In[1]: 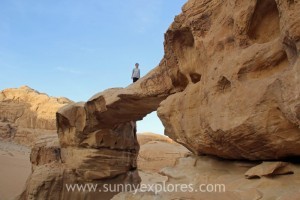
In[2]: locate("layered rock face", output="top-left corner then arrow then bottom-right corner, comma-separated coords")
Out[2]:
57,100 -> 140,181
157,0 -> 300,160
20,91 -> 145,199
0,86 -> 72,146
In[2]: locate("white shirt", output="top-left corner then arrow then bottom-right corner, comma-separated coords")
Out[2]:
132,68 -> 140,78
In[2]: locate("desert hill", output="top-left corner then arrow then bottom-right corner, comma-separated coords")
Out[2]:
0,86 -> 72,146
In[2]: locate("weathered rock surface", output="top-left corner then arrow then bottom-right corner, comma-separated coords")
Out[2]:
113,155 -> 300,200
19,132 -> 188,199
0,86 -> 72,146
245,161 -> 294,179
157,0 -> 300,160
20,94 -> 142,199
57,101 -> 140,180
137,133 -> 190,172
30,135 -> 61,170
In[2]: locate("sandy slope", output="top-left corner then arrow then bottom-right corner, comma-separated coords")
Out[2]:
0,141 -> 31,200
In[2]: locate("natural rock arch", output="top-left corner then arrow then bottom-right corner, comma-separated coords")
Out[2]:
19,0 -> 300,199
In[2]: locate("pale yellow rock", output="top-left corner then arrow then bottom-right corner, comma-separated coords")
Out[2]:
157,0 -> 300,160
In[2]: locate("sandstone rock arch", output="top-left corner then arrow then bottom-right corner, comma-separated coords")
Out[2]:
20,0 -> 300,199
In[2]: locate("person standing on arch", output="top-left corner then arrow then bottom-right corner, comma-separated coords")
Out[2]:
131,63 -> 140,83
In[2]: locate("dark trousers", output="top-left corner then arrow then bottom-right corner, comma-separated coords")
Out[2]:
133,78 -> 139,83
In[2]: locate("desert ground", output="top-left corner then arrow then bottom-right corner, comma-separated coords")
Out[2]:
0,141 -> 31,200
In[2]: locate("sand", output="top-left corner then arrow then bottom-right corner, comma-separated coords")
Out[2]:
0,141 -> 31,200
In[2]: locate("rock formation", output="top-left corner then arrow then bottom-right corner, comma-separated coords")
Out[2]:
0,86 -> 72,146
19,131 -> 187,199
19,94 -> 142,199
19,0 -> 300,199
157,0 -> 300,160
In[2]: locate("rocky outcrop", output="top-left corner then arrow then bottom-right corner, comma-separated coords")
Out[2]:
20,94 -> 142,199
20,132 -> 187,200
0,86 -> 72,146
157,0 -> 300,160
30,135 -> 61,170
20,140 -> 140,200
18,0 -> 300,199
56,100 -> 140,180
137,133 -> 190,172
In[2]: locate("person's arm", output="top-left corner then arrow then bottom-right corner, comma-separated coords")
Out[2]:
138,69 -> 140,78
131,69 -> 134,79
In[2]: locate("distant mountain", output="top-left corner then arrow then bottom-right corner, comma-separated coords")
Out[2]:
0,86 -> 72,146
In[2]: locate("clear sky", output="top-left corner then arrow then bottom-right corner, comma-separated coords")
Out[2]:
0,0 -> 186,134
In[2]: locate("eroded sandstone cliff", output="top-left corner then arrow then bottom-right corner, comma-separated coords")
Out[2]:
0,86 -> 72,146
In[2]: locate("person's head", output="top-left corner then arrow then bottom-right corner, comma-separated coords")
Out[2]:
135,63 -> 139,68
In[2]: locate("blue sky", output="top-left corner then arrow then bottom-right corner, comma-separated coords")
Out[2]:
0,0 -> 186,134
